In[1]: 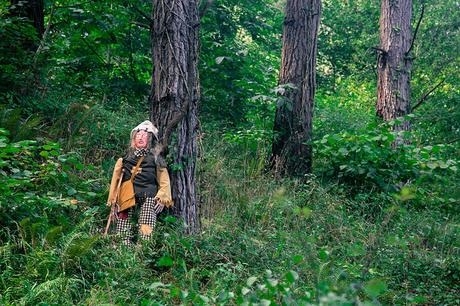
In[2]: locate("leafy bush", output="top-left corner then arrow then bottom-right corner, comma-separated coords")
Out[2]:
314,118 -> 458,196
0,128 -> 103,237
314,79 -> 375,140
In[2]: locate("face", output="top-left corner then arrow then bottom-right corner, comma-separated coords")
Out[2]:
134,130 -> 148,149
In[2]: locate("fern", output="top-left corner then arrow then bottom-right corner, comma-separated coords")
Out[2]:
0,106 -> 43,141
20,276 -> 83,304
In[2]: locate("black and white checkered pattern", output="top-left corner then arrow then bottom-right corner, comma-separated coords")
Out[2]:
114,196 -> 157,244
134,148 -> 148,157
138,197 -> 157,240
115,209 -> 134,245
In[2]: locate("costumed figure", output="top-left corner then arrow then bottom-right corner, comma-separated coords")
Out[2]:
106,120 -> 173,245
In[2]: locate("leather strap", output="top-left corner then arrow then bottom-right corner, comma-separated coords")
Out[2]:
129,156 -> 144,181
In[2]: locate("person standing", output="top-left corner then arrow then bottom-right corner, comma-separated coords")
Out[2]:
106,120 -> 173,245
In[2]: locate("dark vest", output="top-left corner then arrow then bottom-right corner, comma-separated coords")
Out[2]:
122,154 -> 158,198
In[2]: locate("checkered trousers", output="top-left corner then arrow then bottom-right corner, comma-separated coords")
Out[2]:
115,196 -> 157,245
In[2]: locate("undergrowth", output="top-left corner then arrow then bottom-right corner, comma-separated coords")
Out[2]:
1,120 -> 459,305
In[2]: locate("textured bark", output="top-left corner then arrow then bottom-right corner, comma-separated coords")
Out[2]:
150,0 -> 200,233
271,0 -> 321,176
376,0 -> 412,131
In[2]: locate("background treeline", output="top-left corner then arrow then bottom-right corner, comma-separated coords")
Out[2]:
1,0 -> 459,304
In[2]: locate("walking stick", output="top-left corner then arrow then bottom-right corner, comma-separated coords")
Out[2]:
103,169 -> 124,237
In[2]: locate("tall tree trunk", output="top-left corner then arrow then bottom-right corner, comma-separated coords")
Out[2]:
8,0 -> 44,96
271,0 -> 321,176
150,0 -> 200,233
376,0 -> 412,131
10,0 -> 44,44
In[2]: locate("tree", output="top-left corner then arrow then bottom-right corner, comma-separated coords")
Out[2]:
149,0 -> 200,233
376,0 -> 413,131
10,0 -> 44,49
270,0 -> 321,176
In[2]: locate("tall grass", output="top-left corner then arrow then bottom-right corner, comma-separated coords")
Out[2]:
1,111 -> 459,305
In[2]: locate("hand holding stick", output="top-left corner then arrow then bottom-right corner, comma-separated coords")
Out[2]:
103,169 -> 124,237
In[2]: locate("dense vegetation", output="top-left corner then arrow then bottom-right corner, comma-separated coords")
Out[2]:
1,0 -> 459,304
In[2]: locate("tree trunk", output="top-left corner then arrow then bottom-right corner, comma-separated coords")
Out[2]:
376,0 -> 412,131
10,0 -> 45,42
149,0 -> 200,233
271,0 -> 321,176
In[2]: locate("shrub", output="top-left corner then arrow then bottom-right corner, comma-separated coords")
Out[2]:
314,118 -> 458,198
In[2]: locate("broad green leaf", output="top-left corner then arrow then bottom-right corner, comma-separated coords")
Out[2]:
157,256 -> 174,267
363,279 -> 387,299
246,276 -> 257,287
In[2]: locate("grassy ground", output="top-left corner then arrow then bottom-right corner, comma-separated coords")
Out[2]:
1,124 -> 459,305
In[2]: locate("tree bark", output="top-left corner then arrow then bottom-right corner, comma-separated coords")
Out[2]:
271,0 -> 321,176
376,0 -> 412,131
149,0 -> 200,233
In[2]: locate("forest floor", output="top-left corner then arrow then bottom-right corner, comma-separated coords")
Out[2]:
1,124 -> 459,305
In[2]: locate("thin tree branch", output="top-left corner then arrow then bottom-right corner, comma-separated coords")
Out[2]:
407,4 -> 425,55
445,137 -> 460,145
412,79 -> 444,111
81,34 -> 134,78
33,4 -> 56,65
371,46 -> 387,54
160,101 -> 190,149
81,37 -> 108,65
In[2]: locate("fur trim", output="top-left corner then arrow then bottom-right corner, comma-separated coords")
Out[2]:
131,120 -> 159,140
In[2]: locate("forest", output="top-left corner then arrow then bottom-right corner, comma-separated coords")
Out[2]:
0,0 -> 459,304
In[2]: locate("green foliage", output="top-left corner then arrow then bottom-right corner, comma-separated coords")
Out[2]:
200,0 -> 282,124
0,0 -> 459,304
0,127 -> 104,239
318,0 -> 379,86
315,118 -> 458,196
0,129 -> 459,305
0,1 -> 39,99
314,79 -> 375,139
0,106 -> 42,141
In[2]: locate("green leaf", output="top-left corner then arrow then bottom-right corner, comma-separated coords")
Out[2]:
157,256 -> 174,267
179,289 -> 188,300
397,187 -> 416,202
198,295 -> 209,303
327,135 -> 338,145
285,270 -> 299,284
363,279 -> 387,299
149,282 -> 167,290
246,276 -> 257,287
260,299 -> 271,306
301,207 -> 312,217
348,242 -> 366,257
164,216 -> 177,223
319,249 -> 329,261
292,255 -> 304,264
67,187 -> 77,196
338,147 -> 349,156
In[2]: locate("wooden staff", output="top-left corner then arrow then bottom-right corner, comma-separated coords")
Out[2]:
103,169 -> 124,237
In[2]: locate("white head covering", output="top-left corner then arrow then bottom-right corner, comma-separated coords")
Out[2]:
131,120 -> 159,141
